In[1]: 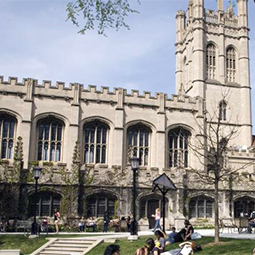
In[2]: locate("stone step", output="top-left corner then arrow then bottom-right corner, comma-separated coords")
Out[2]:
54,240 -> 94,244
38,252 -> 72,255
45,247 -> 85,252
50,243 -> 89,248
33,238 -> 103,255
56,239 -> 96,242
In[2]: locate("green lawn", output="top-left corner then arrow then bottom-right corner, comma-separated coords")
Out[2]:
87,236 -> 255,255
0,235 -> 255,255
0,235 -> 48,255
0,234 -> 95,255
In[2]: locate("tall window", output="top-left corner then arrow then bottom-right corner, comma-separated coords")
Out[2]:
226,47 -> 236,82
29,192 -> 61,217
0,115 -> 16,159
189,197 -> 213,219
84,122 -> 108,164
87,194 -> 117,217
37,118 -> 63,161
168,127 -> 190,168
219,101 -> 227,121
206,44 -> 216,80
127,125 -> 151,166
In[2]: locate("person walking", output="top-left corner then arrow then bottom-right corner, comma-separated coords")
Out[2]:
152,208 -> 161,232
54,208 -> 60,234
103,211 -> 110,233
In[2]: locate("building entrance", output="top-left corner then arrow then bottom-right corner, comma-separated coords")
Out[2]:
148,199 -> 160,229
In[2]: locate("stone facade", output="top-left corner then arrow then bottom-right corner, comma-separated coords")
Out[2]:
0,0 -> 254,229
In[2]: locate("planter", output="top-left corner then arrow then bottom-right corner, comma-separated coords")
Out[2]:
138,224 -> 149,231
138,218 -> 149,231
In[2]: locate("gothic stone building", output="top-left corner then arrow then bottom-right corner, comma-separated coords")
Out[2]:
0,0 -> 254,229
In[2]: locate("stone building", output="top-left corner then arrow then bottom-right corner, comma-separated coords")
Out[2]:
0,0 -> 254,229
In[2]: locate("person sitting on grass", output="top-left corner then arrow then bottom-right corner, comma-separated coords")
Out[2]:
161,241 -> 201,255
165,227 -> 177,245
173,220 -> 194,243
154,229 -> 166,253
146,238 -> 160,255
134,246 -> 150,255
104,244 -> 120,255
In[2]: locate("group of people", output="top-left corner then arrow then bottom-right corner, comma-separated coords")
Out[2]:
78,216 -> 97,232
152,208 -> 194,243
78,212 -> 132,233
103,219 -> 201,255
135,220 -> 198,255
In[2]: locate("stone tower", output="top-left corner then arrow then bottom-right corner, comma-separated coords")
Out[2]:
175,0 -> 252,147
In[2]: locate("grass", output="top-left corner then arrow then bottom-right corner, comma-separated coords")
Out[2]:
0,235 -> 48,255
0,234 -> 98,255
87,236 -> 255,255
0,235 -> 255,255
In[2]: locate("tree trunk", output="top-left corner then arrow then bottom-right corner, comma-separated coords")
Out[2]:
214,179 -> 220,243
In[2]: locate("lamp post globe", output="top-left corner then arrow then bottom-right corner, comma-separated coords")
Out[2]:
130,156 -> 139,236
31,166 -> 42,235
130,156 -> 139,171
33,166 -> 42,180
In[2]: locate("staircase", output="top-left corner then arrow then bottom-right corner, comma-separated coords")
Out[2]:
31,237 -> 103,255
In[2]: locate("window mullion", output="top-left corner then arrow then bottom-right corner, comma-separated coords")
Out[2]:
48,123 -> 52,161
94,127 -> 97,163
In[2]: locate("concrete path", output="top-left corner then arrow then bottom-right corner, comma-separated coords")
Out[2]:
2,229 -> 255,240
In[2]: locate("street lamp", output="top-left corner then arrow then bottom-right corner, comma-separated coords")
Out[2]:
31,166 -> 42,235
130,156 -> 139,236
152,173 -> 177,232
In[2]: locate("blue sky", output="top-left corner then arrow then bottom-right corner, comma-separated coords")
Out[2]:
0,0 -> 255,130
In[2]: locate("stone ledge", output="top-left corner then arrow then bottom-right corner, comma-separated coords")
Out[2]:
0,250 -> 20,255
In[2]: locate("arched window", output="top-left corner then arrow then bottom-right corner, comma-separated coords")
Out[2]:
86,193 -> 117,217
84,121 -> 109,164
226,47 -> 236,82
29,192 -> 61,217
189,197 -> 213,219
37,118 -> 64,162
234,197 -> 255,217
168,127 -> 190,168
0,114 -> 16,159
206,44 -> 216,80
127,125 -> 151,166
219,101 -> 227,121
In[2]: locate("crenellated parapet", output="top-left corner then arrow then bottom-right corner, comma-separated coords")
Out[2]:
0,76 -> 202,113
227,149 -> 255,160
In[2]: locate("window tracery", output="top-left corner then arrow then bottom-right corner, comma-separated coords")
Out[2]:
0,114 -> 16,159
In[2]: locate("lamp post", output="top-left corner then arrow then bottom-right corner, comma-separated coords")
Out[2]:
152,173 -> 177,232
130,156 -> 139,236
31,166 -> 42,235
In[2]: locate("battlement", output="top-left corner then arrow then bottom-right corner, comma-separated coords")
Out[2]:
205,8 -> 238,27
227,149 -> 255,159
0,75 -> 201,112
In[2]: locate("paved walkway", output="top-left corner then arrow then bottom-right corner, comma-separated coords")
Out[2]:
1,229 -> 255,240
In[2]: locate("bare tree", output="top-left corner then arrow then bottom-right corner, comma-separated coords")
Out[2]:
186,93 -> 254,243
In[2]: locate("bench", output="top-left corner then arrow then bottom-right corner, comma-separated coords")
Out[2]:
15,220 -> 32,234
234,218 -> 249,233
220,218 -> 237,233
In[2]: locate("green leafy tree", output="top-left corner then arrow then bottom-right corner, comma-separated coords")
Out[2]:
66,0 -> 140,35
